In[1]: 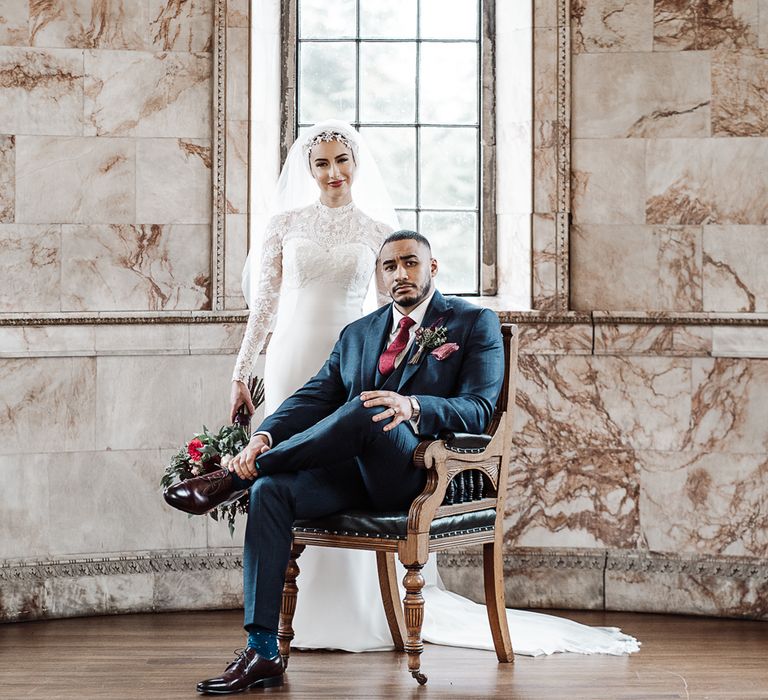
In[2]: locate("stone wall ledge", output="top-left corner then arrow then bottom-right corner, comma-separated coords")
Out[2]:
2,547 -> 765,623
438,548 -> 768,621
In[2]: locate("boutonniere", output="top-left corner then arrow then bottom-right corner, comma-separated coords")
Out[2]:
408,320 -> 451,365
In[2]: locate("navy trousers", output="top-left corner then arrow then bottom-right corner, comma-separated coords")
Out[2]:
241,398 -> 425,633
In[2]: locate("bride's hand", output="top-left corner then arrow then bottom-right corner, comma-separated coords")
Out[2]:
230,380 -> 256,423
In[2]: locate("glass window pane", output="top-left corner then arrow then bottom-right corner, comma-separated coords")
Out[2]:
299,0 -> 357,39
420,43 -> 478,124
420,128 -> 477,209
360,127 -> 416,208
360,43 -> 416,123
420,0 -> 478,40
299,42 -> 356,123
419,211 -> 478,293
360,0 -> 417,38
396,210 -> 417,230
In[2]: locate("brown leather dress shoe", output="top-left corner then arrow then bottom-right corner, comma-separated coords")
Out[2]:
163,468 -> 248,515
197,648 -> 284,695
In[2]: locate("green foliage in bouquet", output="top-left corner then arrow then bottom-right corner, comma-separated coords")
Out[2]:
161,377 -> 264,536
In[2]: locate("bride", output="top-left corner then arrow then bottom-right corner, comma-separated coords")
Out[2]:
231,120 -> 639,656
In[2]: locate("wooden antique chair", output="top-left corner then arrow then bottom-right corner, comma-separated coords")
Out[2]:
278,324 -> 519,685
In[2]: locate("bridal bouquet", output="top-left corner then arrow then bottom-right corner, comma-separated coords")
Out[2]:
160,378 -> 264,536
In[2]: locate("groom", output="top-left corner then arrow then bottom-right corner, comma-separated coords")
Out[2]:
165,230 -> 504,694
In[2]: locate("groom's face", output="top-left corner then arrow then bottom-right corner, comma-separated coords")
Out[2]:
380,239 -> 438,311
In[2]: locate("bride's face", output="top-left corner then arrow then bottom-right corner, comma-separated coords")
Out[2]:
308,140 -> 356,202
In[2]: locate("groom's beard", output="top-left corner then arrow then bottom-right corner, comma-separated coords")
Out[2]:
392,277 -> 432,309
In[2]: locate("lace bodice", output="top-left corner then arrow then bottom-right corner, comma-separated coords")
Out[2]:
233,201 -> 392,383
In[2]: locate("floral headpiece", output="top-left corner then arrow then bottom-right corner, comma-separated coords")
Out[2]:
302,129 -> 356,158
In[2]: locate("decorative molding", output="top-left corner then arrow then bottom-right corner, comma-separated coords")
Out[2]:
3,310 -> 768,328
0,550 -> 243,583
555,0 -> 571,311
211,0 -> 227,311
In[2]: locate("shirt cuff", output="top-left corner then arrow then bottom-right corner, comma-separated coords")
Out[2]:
252,430 -> 272,447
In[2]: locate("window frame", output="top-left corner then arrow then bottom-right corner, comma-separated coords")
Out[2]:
280,0 -> 497,295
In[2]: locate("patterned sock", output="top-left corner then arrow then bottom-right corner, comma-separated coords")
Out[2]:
246,626 -> 279,658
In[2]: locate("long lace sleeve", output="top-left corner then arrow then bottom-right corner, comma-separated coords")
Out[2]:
232,216 -> 285,383
371,219 -> 393,307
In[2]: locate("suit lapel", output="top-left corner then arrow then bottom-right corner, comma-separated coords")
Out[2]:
361,304 -> 393,390
397,290 -> 453,392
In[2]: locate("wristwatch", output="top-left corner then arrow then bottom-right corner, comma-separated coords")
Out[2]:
408,395 -> 421,421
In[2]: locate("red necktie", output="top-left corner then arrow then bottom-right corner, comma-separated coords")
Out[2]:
378,316 -> 416,377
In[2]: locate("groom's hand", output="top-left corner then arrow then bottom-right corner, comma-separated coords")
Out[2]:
360,390 -> 412,432
228,434 -> 270,480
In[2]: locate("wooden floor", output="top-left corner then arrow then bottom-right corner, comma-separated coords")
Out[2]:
1,609 -> 766,699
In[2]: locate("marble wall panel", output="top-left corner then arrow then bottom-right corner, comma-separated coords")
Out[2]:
0,134 -> 13,222
605,554 -> 768,619
84,50 -> 211,137
0,357 -> 96,454
60,224 -> 211,312
136,138 -> 212,224
47,450 -> 208,556
512,356 -> 551,449
93,324 -> 190,356
533,120 -> 557,214
531,213 -> 558,309
189,322 -> 247,355
0,579 -> 49,622
761,0 -> 768,48
225,121 -> 248,214
639,450 -> 768,557
224,213 -> 247,309
654,0 -> 759,51
227,0 -> 249,28
518,322 -> 593,356
149,0 -> 214,52
153,568 -> 243,611
0,47 -> 84,135
572,52 -> 710,139
646,138 -> 768,225
572,0 -> 654,53
712,49 -> 768,137
16,136 -> 135,224
594,323 -> 713,356
226,27 -> 248,122
0,455 -> 51,559
0,325 -> 95,358
505,447 -> 641,548
533,0 -> 557,28
686,357 -> 768,453
95,354 -> 233,451
0,4 -> 28,46
29,0 -> 148,50
0,224 -> 60,312
532,27 -> 556,122
703,225 -> 768,312
571,224 -> 703,311
548,355 -> 691,452
571,139 -> 646,225
712,325 -> 768,357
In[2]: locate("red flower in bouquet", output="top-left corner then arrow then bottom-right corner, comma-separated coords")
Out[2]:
187,438 -> 204,462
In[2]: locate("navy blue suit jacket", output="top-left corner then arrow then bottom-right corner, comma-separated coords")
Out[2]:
256,290 -> 504,445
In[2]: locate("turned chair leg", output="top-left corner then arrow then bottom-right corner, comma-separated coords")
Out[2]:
483,539 -> 514,662
278,542 -> 306,668
375,551 -> 406,651
402,563 -> 428,685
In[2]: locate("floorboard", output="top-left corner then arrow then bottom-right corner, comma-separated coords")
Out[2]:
1,609 -> 766,698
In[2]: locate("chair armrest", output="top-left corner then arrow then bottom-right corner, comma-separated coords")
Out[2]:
439,431 -> 492,454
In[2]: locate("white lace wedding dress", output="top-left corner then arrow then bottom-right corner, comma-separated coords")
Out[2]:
233,200 -> 640,656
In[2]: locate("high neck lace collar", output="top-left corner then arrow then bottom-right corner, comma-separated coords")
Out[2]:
315,200 -> 355,216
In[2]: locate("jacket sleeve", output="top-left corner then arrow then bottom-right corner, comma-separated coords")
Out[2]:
413,308 -> 504,438
254,334 -> 348,446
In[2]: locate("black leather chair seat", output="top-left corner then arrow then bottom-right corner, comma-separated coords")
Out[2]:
293,508 -> 496,541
